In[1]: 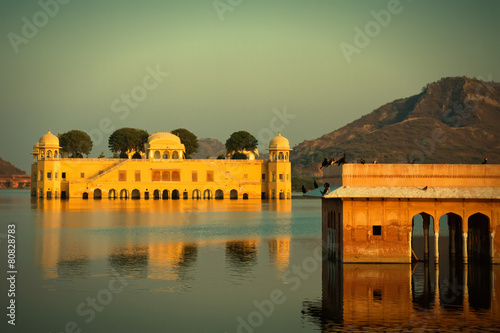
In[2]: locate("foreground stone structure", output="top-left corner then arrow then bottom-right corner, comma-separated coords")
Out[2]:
309,164 -> 500,264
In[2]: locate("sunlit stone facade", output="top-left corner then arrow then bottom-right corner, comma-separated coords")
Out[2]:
30,130 -> 292,200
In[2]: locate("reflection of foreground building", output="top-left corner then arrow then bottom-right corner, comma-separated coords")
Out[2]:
30,130 -> 292,200
311,164 -> 500,263
303,262 -> 500,330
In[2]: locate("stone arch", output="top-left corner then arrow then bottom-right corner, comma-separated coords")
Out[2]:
162,151 -> 169,159
192,189 -> 201,199
47,150 -> 52,158
54,150 -> 58,157
278,152 -> 284,160
152,171 -> 161,181
411,212 -> 435,262
162,171 -> 170,181
153,189 -> 160,199
154,151 -> 161,160
172,151 -> 179,159
82,192 -> 89,199
279,191 -> 285,199
108,189 -> 116,199
162,190 -> 169,200
203,189 -> 212,199
131,189 -> 140,199
93,188 -> 102,199
172,189 -> 180,200
120,189 -> 128,199
243,193 -> 249,200
172,171 -> 180,181
438,212 -> 463,260
468,213 -> 490,262
215,189 -> 224,199
230,189 -> 238,199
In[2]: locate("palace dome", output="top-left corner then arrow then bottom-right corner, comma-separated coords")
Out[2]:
148,131 -> 182,144
269,132 -> 290,150
38,130 -> 59,147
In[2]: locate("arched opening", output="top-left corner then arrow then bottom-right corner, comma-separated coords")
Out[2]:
438,213 -> 463,261
215,189 -> 224,199
47,150 -> 52,158
230,189 -> 238,199
172,189 -> 180,200
162,151 -> 169,159
172,151 -> 179,159
93,189 -> 102,199
203,189 -> 212,199
131,189 -> 140,199
108,189 -> 116,199
411,212 -> 434,262
243,193 -> 249,200
468,213 -> 490,262
278,152 -> 284,160
192,189 -> 201,199
82,192 -> 89,199
154,151 -> 161,160
153,189 -> 160,200
162,190 -> 169,200
279,191 -> 285,199
54,150 -> 58,158
162,171 -> 170,181
172,171 -> 180,181
120,189 -> 128,199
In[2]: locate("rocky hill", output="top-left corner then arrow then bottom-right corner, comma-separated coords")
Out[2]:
0,157 -> 26,176
193,138 -> 226,159
292,77 -> 500,177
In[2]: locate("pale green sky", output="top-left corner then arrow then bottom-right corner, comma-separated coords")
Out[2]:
1,0 -> 499,171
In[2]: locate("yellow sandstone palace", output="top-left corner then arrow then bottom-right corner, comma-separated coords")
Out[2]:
30,130 -> 292,200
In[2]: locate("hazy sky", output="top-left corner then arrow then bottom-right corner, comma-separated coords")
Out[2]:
1,0 -> 499,172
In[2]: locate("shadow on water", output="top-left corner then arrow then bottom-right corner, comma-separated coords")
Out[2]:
302,261 -> 500,332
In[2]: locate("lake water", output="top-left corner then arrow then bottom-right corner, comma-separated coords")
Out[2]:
0,189 -> 499,332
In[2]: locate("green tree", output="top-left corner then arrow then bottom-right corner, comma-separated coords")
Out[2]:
171,128 -> 199,159
98,152 -> 105,158
225,131 -> 258,158
216,154 -> 225,160
59,130 -> 93,158
108,128 -> 149,155
231,152 -> 248,160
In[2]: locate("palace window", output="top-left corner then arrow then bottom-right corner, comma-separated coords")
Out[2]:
192,171 -> 198,182
162,171 -> 170,181
80,172 -> 85,178
135,170 -> 141,182
47,172 -> 52,180
62,172 -> 66,179
207,171 -> 214,182
152,171 -> 161,182
262,174 -> 266,181
119,171 -> 126,181
372,225 -> 382,236
172,170 -> 180,181
279,174 -> 283,181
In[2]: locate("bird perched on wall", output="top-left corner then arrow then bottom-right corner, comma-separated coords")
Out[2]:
335,153 -> 346,166
321,183 -> 330,196
328,158 -> 335,167
360,159 -> 365,164
301,185 -> 307,194
482,158 -> 488,164
408,159 -> 416,164
320,157 -> 329,169
422,186 -> 428,190
314,180 -> 318,188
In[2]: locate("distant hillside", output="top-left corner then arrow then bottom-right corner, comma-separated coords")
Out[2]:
292,77 -> 500,177
193,138 -> 226,159
0,157 -> 26,176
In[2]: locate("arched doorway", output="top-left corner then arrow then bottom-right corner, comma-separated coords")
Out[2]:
172,189 -> 180,200
243,193 -> 249,200
215,189 -> 224,199
153,190 -> 160,200
108,189 -> 116,199
154,151 -> 161,160
93,189 -> 102,199
230,189 -> 238,199
131,189 -> 140,199
411,212 -> 434,262
203,189 -> 212,199
82,192 -> 89,199
162,190 -> 169,200
279,191 -> 285,199
439,212 -> 463,260
192,189 -> 201,199
120,189 -> 128,199
468,213 -> 490,262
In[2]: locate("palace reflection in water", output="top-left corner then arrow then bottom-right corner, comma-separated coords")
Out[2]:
303,261 -> 500,331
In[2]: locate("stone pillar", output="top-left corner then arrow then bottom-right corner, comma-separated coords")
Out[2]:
423,215 -> 430,262
490,232 -> 495,263
463,232 -> 468,264
434,230 -> 439,264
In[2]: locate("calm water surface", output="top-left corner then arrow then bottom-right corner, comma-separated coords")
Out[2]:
0,189 -> 499,332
